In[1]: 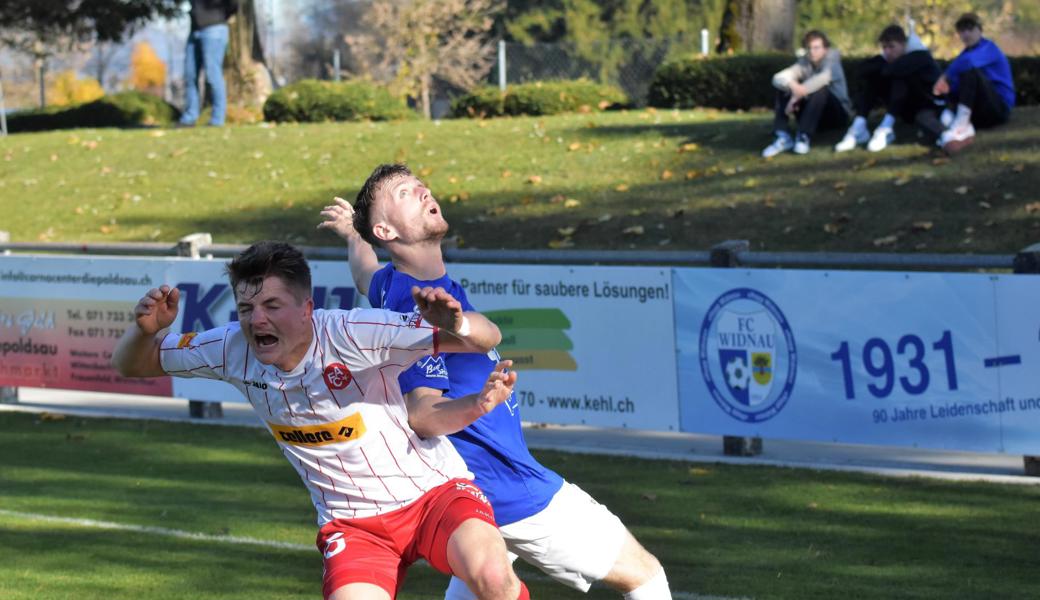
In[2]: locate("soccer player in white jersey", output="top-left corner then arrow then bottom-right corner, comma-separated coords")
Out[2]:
318,164 -> 671,600
112,241 -> 531,600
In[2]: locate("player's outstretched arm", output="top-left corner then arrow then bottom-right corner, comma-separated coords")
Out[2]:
317,197 -> 380,296
411,286 -> 501,353
111,285 -> 179,378
407,361 -> 517,438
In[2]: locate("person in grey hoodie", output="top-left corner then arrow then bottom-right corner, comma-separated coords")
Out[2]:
762,30 -> 852,158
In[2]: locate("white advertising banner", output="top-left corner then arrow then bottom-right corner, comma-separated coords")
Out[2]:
674,268 -> 1040,454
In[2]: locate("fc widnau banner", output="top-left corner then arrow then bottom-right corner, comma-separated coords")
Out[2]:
447,264 -> 678,431
674,268 -> 1040,454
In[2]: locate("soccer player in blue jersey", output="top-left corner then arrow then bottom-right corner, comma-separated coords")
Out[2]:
318,164 -> 672,600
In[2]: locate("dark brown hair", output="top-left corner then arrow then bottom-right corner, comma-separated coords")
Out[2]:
803,30 -> 830,49
353,163 -> 412,247
226,241 -> 312,301
878,25 -> 907,44
955,12 -> 982,32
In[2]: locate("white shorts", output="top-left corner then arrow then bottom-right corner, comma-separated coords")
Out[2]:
444,480 -> 629,597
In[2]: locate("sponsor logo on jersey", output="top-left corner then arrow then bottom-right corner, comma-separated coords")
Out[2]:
416,355 -> 448,379
454,481 -> 490,505
323,362 -> 353,390
698,288 -> 797,423
268,412 -> 366,446
176,332 -> 198,348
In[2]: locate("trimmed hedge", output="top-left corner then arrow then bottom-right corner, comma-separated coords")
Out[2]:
649,55 -> 1040,110
262,79 -> 414,123
7,91 -> 180,133
453,80 -> 628,118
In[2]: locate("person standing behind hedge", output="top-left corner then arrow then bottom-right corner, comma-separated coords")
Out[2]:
178,0 -> 237,127
835,25 -> 942,153
761,30 -> 852,158
933,12 -> 1015,154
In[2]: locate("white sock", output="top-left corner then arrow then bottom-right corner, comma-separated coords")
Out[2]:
879,113 -> 895,130
955,104 -> 972,128
851,116 -> 868,133
623,569 -> 671,600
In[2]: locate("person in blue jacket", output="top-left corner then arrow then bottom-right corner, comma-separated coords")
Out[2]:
933,12 -> 1015,153
318,163 -> 672,600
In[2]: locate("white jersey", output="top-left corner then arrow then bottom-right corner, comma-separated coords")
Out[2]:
159,307 -> 472,525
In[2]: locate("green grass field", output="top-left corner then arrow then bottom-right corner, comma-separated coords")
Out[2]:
1,411 -> 1038,600
1,107 -> 1038,254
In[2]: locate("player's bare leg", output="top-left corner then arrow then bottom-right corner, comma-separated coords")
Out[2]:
447,519 -> 525,600
600,530 -> 671,599
328,582 -> 392,600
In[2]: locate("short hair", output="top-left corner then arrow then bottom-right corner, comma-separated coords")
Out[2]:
955,12 -> 982,32
353,163 -> 412,247
878,25 -> 907,44
226,241 -> 312,301
802,30 -> 830,49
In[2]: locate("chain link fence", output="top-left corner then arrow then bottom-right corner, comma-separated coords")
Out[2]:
493,37 -> 706,106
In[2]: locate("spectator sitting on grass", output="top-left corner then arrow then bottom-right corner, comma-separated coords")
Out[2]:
934,12 -> 1015,154
762,30 -> 852,158
835,24 -> 943,153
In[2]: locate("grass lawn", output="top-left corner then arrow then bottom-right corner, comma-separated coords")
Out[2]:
1,411 -> 1038,600
1,107 -> 1037,254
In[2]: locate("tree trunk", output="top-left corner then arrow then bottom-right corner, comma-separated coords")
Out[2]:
420,73 -> 432,120
225,0 -> 273,111
717,0 -> 795,53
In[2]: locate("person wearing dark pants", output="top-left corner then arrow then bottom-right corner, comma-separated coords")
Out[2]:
762,30 -> 851,158
178,0 -> 238,127
934,12 -> 1015,153
835,25 -> 942,152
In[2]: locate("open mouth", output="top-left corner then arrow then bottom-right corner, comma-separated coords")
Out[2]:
254,334 -> 279,348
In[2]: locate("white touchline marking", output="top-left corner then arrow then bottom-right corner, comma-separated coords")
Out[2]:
0,509 -> 749,599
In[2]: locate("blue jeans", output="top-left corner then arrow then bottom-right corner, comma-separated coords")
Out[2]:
181,24 -> 229,126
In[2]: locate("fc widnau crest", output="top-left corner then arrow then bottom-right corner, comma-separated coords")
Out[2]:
699,288 -> 796,423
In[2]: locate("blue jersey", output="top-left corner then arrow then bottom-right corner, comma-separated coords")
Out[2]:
368,264 -> 563,525
945,37 -> 1015,110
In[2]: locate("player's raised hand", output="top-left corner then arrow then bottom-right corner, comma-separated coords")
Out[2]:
134,285 -> 180,335
412,286 -> 464,333
475,361 -> 518,415
317,197 -> 362,242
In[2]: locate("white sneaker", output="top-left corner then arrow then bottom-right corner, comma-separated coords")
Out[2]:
793,133 -> 810,155
940,109 -> 955,128
941,122 -> 976,154
867,127 -> 895,152
835,127 -> 869,152
762,134 -> 794,158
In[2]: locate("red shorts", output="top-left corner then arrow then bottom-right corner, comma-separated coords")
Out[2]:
316,478 -> 496,599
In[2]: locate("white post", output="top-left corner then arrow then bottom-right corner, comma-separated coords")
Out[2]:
701,28 -> 710,56
498,39 -> 506,91
333,48 -> 341,82
0,74 -> 7,136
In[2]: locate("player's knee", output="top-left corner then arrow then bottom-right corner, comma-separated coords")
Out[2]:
465,559 -> 518,600
603,534 -> 665,592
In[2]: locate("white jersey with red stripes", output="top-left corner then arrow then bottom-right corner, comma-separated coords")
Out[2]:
159,307 -> 472,525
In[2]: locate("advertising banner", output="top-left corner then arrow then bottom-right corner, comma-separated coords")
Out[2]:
674,268 -> 1040,453
0,255 -> 172,396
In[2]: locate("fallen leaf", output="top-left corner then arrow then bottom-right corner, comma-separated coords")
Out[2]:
598,100 -> 610,110
622,225 -> 645,235
763,195 -> 776,208
823,223 -> 842,234
931,157 -> 950,166
722,167 -> 737,176
678,142 -> 699,153
563,198 -> 581,208
630,209 -> 645,217
978,201 -> 992,209
833,181 -> 848,191
520,195 -> 534,205
893,175 -> 911,186
744,178 -> 758,188
458,191 -> 470,201
500,170 -> 512,179
419,167 -> 434,177
148,130 -> 166,138
597,213 -> 613,223
448,176 -> 458,184
873,234 -> 899,247
526,175 -> 542,185
568,142 -> 582,151
661,169 -> 673,180
954,186 -> 969,195
615,183 -> 630,192
641,493 -> 658,502
685,170 -> 700,180
1012,164 -> 1025,173
50,154 -> 58,161
912,221 -> 934,232
1025,202 -> 1040,213
549,194 -> 566,204
548,238 -> 574,249
965,226 -> 976,234
557,226 -> 576,236
799,176 -> 815,187
658,238 -> 672,246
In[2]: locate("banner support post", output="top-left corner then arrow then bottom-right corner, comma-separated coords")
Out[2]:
177,233 -> 223,420
1013,242 -> 1040,476
711,240 -> 763,457
0,230 -> 15,402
